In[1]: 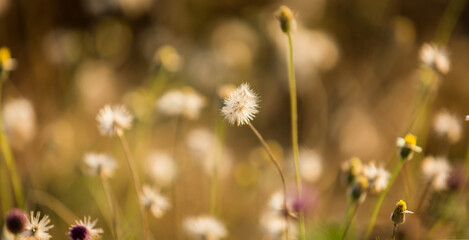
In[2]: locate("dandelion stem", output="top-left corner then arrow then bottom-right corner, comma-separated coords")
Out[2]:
117,130 -> 149,240
341,201 -> 359,240
0,80 -> 24,208
286,31 -> 306,240
392,224 -> 397,240
247,122 -> 289,240
101,176 -> 119,240
365,159 -> 405,239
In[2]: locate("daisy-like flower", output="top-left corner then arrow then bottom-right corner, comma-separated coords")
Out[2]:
221,83 -> 259,126
156,87 -> 206,120
0,47 -> 17,74
421,156 -> 451,191
83,153 -> 117,178
396,133 -> 422,160
140,185 -> 171,218
21,212 -> 54,240
183,215 -> 227,240
391,200 -> 413,226
68,216 -> 103,240
363,162 -> 391,194
146,151 -> 177,188
433,111 -> 462,143
341,157 -> 363,186
419,43 -> 450,74
96,105 -> 133,137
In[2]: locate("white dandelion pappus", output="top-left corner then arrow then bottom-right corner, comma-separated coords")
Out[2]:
146,151 -> 177,187
184,215 -> 227,240
433,111 -> 462,143
21,212 -> 54,240
221,83 -> 259,126
156,87 -> 206,120
140,185 -> 171,218
96,105 -> 133,137
84,153 -> 117,178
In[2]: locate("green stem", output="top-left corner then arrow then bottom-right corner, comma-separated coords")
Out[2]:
392,224 -> 397,240
286,31 -> 305,240
341,201 -> 359,240
211,117 -> 226,216
365,159 -> 405,239
0,80 -> 24,208
101,176 -> 119,240
117,130 -> 149,240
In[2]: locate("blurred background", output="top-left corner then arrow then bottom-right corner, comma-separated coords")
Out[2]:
1,0 -> 469,239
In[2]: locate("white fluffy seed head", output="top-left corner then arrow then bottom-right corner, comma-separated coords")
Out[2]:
22,212 -> 54,240
419,43 -> 450,74
433,111 -> 462,144
156,87 -> 206,120
363,162 -> 390,194
140,185 -> 171,218
96,104 -> 133,137
146,151 -> 177,187
221,83 -> 259,126
421,156 -> 451,191
183,215 -> 227,240
2,98 -> 36,150
83,152 -> 117,178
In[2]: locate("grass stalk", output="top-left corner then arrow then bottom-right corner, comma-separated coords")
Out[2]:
101,176 -> 119,240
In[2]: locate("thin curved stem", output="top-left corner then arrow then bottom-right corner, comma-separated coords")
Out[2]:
365,159 -> 405,239
248,122 -> 289,240
0,80 -> 24,208
101,176 -> 119,240
117,130 -> 149,240
286,31 -> 306,240
341,201 -> 359,240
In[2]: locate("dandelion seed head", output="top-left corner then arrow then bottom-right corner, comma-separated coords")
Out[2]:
5,208 -> 27,235
21,212 -> 53,240
433,111 -> 462,143
221,83 -> 259,126
83,153 -> 117,178
422,156 -> 451,191
146,151 -> 177,187
96,104 -> 133,137
69,216 -> 103,240
156,88 -> 206,120
184,216 -> 227,240
140,185 -> 171,218
419,43 -> 450,74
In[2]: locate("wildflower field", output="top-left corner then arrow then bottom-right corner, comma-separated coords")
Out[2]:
1,0 -> 469,239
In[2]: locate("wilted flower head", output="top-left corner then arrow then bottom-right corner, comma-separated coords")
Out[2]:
154,45 -> 182,72
2,98 -> 36,150
96,105 -> 133,137
22,212 -> 54,240
363,162 -> 390,194
396,133 -> 422,160
140,185 -> 171,218
156,87 -> 206,120
5,208 -> 28,235
391,200 -> 413,226
421,156 -> 451,191
341,157 -> 363,185
221,83 -> 259,126
0,47 -> 17,75
349,175 -> 369,203
83,153 -> 117,178
419,43 -> 450,74
184,215 -> 227,240
275,5 -> 296,34
68,216 -> 103,240
298,149 -> 322,184
146,151 -> 177,187
433,111 -> 462,143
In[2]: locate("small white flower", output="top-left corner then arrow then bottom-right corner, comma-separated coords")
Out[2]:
2,99 -> 36,149
268,191 -> 286,213
422,156 -> 451,191
96,105 -> 133,137
433,111 -> 462,143
221,83 -> 259,126
146,151 -> 177,187
140,185 -> 171,218
260,212 -> 297,240
69,216 -> 103,240
298,149 -> 322,184
84,153 -> 117,178
183,215 -> 227,240
363,162 -> 390,194
396,134 -> 422,160
156,88 -> 206,120
22,212 -> 54,240
419,43 -> 450,74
